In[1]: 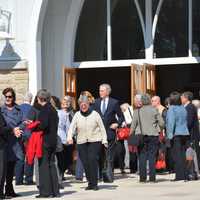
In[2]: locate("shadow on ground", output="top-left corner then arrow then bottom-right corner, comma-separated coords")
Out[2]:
18,190 -> 38,197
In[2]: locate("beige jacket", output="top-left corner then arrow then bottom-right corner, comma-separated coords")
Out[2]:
67,110 -> 107,145
130,105 -> 164,136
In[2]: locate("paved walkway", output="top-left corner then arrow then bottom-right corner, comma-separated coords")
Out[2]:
15,172 -> 200,200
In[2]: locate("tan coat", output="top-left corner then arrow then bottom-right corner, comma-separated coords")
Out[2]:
67,110 -> 107,145
130,105 -> 164,136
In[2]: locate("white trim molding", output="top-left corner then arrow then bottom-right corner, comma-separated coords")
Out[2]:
28,0 -> 48,96
188,0 -> 193,57
74,57 -> 200,68
107,0 -> 112,61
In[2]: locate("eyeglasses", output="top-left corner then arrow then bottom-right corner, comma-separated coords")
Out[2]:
5,95 -> 13,99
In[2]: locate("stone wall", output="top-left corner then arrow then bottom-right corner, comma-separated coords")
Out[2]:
0,61 -> 29,105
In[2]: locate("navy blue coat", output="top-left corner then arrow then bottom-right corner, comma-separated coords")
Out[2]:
185,103 -> 200,141
1,105 -> 25,161
0,112 -> 12,149
94,97 -> 124,141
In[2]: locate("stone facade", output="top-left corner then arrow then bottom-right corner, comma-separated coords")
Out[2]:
0,61 -> 29,105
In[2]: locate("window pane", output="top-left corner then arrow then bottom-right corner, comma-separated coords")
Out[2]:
192,0 -> 200,56
152,0 -> 159,17
111,0 -> 145,60
154,0 -> 188,58
74,0 -> 107,61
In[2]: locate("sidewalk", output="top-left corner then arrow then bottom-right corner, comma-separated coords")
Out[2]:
14,171 -> 200,200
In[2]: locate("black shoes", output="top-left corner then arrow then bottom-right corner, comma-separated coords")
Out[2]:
92,186 -> 99,191
170,178 -> 184,182
85,186 -> 99,191
5,193 -> 21,198
0,195 -> 11,199
35,194 -> 60,198
121,170 -> 126,175
35,195 -> 53,198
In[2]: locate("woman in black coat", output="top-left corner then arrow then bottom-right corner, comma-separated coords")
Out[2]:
33,89 -> 59,198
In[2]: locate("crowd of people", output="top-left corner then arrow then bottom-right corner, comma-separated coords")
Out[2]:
0,85 -> 200,198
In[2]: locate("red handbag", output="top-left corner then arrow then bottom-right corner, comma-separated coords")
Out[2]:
116,127 -> 130,140
155,151 -> 166,170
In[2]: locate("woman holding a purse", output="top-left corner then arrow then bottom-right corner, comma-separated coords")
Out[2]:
130,94 -> 164,183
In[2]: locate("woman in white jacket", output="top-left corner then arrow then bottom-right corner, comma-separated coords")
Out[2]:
67,95 -> 107,191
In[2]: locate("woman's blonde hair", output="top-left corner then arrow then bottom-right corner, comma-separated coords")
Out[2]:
80,91 -> 95,104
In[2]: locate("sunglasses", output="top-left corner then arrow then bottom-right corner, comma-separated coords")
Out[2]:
5,95 -> 13,99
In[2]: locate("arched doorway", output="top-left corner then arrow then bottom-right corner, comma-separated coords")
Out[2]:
33,0 -> 84,97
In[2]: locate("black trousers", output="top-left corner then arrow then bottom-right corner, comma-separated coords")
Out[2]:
56,150 -> 65,175
63,144 -> 74,172
0,148 -> 7,195
166,147 -> 174,172
77,142 -> 101,187
114,140 -> 125,171
129,152 -> 138,173
172,135 -> 189,180
38,147 -> 59,196
4,161 -> 16,195
138,136 -> 159,182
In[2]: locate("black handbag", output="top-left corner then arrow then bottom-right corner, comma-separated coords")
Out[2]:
130,109 -> 144,147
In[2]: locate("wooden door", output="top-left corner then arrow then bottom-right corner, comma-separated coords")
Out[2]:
63,66 -> 77,109
143,64 -> 156,96
131,64 -> 156,106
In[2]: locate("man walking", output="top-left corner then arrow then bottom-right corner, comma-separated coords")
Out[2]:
94,84 -> 124,182
181,91 -> 200,178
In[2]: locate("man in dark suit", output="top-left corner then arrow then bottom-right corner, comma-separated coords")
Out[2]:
94,84 -> 124,181
34,89 -> 59,198
181,91 -> 200,168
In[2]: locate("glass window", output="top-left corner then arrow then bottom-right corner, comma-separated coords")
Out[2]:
152,0 -> 160,17
192,0 -> 200,57
111,0 -> 145,60
74,0 -> 107,61
154,0 -> 188,58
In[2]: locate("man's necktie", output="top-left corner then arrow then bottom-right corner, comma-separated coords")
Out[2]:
102,99 -> 106,115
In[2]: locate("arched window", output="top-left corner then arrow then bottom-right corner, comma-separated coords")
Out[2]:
192,0 -> 200,56
154,0 -> 188,58
74,0 -> 145,62
111,0 -> 145,60
74,0 -> 107,61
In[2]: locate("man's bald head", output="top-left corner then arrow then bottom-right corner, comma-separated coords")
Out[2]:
151,96 -> 161,107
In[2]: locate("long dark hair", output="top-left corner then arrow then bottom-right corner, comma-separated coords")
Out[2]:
2,87 -> 16,102
33,96 -> 42,110
169,92 -> 181,105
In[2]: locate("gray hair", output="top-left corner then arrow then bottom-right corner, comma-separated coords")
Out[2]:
37,89 -> 51,102
181,91 -> 193,101
99,83 -> 112,95
23,92 -> 33,103
134,94 -> 142,102
78,95 -> 89,105
141,93 -> 151,105
192,99 -> 200,108
64,95 -> 73,103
